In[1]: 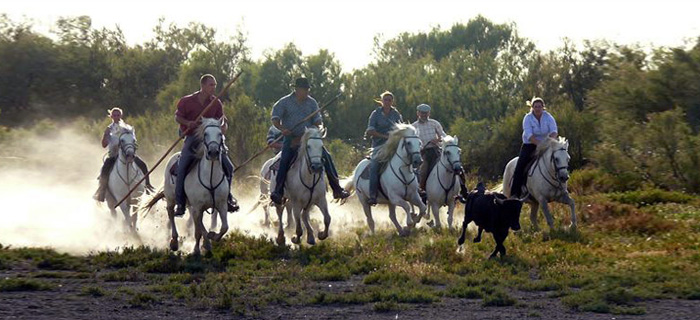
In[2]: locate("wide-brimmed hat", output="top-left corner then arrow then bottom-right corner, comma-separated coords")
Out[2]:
291,77 -> 311,89
416,104 -> 431,112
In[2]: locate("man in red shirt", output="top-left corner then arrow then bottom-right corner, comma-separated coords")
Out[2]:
174,74 -> 238,217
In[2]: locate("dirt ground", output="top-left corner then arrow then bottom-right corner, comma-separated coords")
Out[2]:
2,268 -> 700,320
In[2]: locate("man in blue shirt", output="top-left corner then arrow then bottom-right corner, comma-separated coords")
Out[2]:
269,77 -> 350,205
365,91 -> 404,205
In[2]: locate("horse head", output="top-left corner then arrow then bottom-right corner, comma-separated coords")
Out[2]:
302,127 -> 324,173
199,117 -> 224,161
540,137 -> 570,183
117,125 -> 137,163
442,136 -> 463,175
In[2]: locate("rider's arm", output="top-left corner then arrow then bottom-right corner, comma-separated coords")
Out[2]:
365,110 -> 388,139
101,128 -> 110,148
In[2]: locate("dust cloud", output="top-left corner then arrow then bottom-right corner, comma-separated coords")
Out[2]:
0,128 -> 463,255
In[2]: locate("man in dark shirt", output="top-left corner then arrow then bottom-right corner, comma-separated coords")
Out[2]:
173,74 -> 238,216
269,77 -> 350,205
365,91 -> 404,205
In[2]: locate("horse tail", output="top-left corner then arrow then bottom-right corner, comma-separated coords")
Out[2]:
139,188 -> 165,217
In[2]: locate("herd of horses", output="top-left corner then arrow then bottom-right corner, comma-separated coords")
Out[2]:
103,118 -> 576,255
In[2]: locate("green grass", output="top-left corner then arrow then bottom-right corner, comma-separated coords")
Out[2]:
1,192 -> 700,315
0,278 -> 54,292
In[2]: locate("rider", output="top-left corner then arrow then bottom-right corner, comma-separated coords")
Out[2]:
266,125 -> 283,154
93,107 -> 154,202
173,74 -> 239,217
510,96 -> 558,198
365,91 -> 404,206
412,103 -> 446,203
269,77 -> 350,205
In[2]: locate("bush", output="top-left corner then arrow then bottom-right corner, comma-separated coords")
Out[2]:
608,189 -> 695,207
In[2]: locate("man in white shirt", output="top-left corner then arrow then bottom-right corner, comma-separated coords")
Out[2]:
412,104 -> 446,203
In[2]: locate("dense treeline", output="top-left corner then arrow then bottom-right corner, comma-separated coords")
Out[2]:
2,14 -> 700,192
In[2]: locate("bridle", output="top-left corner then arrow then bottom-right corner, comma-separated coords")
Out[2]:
389,135 -> 421,198
197,125 -> 226,213
116,131 -> 139,187
436,144 -> 462,204
298,136 -> 323,210
531,147 -> 569,192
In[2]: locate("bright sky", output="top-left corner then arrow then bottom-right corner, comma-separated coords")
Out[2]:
4,0 -> 700,72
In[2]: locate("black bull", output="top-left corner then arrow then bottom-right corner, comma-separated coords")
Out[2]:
457,183 -> 525,258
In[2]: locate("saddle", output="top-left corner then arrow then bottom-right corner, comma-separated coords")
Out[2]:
359,161 -> 388,199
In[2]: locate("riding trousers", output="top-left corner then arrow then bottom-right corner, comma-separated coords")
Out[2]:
510,143 -> 537,197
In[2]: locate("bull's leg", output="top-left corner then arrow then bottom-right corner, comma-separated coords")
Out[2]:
474,226 -> 484,243
529,202 -> 540,231
316,199 -> 331,241
457,217 -> 471,245
388,204 -> 406,236
492,230 -> 508,258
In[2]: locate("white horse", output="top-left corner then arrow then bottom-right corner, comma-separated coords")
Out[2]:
502,137 -> 576,230
345,124 -> 427,236
248,155 -> 293,229
140,118 -> 230,255
104,124 -> 145,233
425,136 -> 463,229
270,128 -> 332,246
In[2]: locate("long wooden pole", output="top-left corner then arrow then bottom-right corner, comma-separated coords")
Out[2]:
114,70 -> 244,208
233,92 -> 342,173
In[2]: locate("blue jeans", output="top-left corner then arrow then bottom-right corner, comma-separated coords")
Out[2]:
273,137 -> 343,196
175,135 -> 235,206
273,137 -> 299,196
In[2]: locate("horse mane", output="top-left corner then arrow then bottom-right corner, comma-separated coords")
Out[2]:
374,123 -> 416,163
442,135 -> 457,147
299,127 -> 322,160
195,118 -> 222,158
535,136 -> 568,158
115,121 -> 134,135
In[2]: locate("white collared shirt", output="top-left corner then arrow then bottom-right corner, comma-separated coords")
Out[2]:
522,110 -> 557,144
412,118 -> 446,149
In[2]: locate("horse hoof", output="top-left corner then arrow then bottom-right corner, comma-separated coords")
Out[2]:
318,231 -> 328,240
426,220 -> 435,228
399,229 -> 410,237
276,235 -> 286,246
291,236 -> 301,245
207,231 -> 217,240
169,239 -> 179,251
307,238 -> 316,246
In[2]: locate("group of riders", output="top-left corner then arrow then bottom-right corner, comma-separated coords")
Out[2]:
94,74 -> 559,214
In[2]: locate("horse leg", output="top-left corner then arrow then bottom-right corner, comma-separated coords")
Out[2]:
561,193 -> 576,230
388,204 -> 407,236
430,201 -> 442,230
192,209 -> 203,256
167,202 -> 179,251
316,199 -> 331,241
120,202 -> 133,232
361,200 -> 375,234
195,209 -> 212,254
538,198 -> 555,230
275,204 -> 285,246
529,202 -> 540,231
263,200 -> 270,227
407,191 -> 427,224
285,203 -> 294,231
209,208 -> 219,232
447,201 -> 456,230
302,207 -> 315,245
209,201 -> 229,241
291,206 -> 303,245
